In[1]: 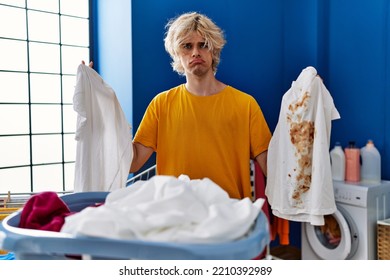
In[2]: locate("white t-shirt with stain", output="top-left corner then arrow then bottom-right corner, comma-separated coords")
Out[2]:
265,66 -> 340,225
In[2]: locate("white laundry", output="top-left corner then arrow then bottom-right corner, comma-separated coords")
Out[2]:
265,66 -> 340,226
73,64 -> 133,192
61,175 -> 264,243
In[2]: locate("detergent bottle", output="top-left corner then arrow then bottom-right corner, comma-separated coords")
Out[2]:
330,142 -> 345,181
360,140 -> 381,184
344,141 -> 360,183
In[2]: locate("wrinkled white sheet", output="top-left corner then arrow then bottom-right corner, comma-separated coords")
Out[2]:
61,175 -> 264,243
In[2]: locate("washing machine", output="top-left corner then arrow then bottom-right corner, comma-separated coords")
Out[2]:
302,180 -> 390,259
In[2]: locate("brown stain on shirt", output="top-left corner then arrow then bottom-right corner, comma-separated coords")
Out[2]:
288,92 -> 310,114
287,91 -> 314,206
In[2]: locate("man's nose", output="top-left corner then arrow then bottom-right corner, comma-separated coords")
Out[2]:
192,46 -> 201,57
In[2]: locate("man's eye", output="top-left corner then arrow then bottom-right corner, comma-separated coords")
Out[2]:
183,43 -> 192,49
200,42 -> 208,49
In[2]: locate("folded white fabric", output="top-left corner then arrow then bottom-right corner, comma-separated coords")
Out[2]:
61,175 -> 264,243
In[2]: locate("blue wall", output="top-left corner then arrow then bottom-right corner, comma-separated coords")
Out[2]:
323,1 -> 390,181
93,0 -> 132,124
131,0 -> 285,132
94,0 -> 390,249
129,0 -> 390,180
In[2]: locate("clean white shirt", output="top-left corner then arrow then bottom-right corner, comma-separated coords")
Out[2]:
265,66 -> 340,225
73,64 -> 133,192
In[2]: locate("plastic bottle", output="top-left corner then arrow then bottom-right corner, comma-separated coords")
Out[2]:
360,140 -> 381,184
330,142 -> 345,181
344,141 -> 360,183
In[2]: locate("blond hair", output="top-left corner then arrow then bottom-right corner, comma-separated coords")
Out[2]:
164,12 -> 226,75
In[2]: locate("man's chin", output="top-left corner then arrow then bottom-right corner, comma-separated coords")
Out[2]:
190,66 -> 210,76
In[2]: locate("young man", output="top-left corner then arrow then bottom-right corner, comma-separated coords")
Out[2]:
131,12 -> 271,199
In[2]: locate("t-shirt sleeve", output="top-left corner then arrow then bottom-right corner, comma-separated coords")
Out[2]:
133,96 -> 160,151
250,98 -> 272,158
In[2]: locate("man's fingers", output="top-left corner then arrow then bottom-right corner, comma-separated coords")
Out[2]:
81,60 -> 93,68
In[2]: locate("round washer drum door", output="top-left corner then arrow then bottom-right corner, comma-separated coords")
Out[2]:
304,206 -> 359,260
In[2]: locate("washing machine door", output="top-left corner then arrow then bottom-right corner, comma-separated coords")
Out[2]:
304,205 -> 359,259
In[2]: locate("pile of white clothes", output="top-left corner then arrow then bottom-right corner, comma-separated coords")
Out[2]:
61,175 -> 264,244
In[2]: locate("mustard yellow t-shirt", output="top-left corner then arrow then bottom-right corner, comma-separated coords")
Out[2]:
134,84 -> 271,199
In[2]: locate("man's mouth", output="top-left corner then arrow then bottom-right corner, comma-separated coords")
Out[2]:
190,58 -> 204,65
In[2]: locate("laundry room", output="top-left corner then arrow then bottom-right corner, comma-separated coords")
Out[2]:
1,0 -> 390,273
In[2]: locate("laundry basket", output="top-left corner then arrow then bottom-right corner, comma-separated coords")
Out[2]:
1,163 -> 270,260
0,208 -> 19,260
377,219 -> 390,260
0,191 -> 269,260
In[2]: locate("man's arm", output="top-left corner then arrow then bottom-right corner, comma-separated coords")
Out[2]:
255,150 -> 268,177
130,142 -> 154,173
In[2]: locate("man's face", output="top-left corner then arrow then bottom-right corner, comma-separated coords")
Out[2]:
177,31 -> 213,77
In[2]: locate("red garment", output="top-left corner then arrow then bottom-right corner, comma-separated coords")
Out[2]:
253,161 -> 270,219
252,161 -> 271,259
253,161 -> 290,251
19,192 -> 73,232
